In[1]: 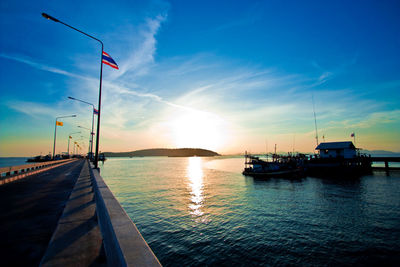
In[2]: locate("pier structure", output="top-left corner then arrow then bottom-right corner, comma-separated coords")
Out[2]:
0,159 -> 161,266
371,157 -> 400,171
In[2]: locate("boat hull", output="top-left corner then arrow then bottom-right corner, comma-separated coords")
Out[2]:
243,168 -> 303,178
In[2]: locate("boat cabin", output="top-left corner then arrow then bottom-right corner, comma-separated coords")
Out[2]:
315,141 -> 356,159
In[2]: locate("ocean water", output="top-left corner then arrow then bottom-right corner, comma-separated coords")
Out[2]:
99,157 -> 400,266
0,157 -> 29,168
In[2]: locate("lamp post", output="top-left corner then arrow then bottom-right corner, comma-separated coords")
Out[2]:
73,141 -> 77,155
67,131 -> 81,156
78,125 -> 91,157
53,115 -> 76,159
43,12 -> 104,168
73,136 -> 84,155
68,96 -> 96,160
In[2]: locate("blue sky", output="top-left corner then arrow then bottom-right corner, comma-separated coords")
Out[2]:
1,0 -> 399,156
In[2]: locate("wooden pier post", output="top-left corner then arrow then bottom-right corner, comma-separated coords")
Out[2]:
385,161 -> 389,170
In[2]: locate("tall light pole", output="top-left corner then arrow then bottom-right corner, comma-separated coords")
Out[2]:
43,12 -> 104,168
73,136 -> 84,155
68,96 -> 96,160
53,115 -> 76,159
67,131 -> 81,156
78,125 -> 91,156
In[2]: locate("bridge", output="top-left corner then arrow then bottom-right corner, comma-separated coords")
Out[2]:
0,159 -> 161,266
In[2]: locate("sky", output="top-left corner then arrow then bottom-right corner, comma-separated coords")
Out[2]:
0,0 -> 399,157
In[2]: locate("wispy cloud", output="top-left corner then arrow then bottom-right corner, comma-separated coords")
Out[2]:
1,50 -> 197,132
6,100 -> 59,118
318,71 -> 333,82
332,109 -> 400,129
110,14 -> 167,80
0,53 -> 88,81
0,52 -> 189,113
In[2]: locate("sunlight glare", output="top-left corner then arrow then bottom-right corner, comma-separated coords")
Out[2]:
187,157 -> 204,217
170,110 -> 227,151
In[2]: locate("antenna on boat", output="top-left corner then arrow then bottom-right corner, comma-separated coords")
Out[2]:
312,95 -> 319,147
292,134 -> 295,154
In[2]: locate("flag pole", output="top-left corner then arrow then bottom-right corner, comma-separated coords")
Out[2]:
52,114 -> 76,159
67,136 -> 70,156
53,118 -> 58,160
312,95 -> 319,148
94,45 -> 104,169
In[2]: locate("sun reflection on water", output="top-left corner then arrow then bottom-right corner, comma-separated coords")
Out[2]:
187,157 -> 205,219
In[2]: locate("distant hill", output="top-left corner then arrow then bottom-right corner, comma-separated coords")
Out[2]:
104,148 -> 220,157
360,149 -> 400,157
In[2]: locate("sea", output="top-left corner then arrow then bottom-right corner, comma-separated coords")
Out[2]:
98,156 -> 400,266
0,157 -> 29,168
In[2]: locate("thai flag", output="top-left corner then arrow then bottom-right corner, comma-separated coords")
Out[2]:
93,108 -> 99,115
102,51 -> 119,69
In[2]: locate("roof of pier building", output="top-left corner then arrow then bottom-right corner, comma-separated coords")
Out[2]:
316,141 -> 356,150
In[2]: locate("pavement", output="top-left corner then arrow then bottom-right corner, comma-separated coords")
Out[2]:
40,160 -> 106,266
0,159 -> 106,266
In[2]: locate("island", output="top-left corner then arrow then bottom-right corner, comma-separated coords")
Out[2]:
103,148 -> 220,157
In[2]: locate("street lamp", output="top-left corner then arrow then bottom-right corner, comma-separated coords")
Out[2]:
43,12 -> 104,168
68,96 -> 96,160
73,141 -> 78,155
78,125 -> 91,156
67,131 -> 81,156
53,115 -> 76,159
73,136 -> 84,155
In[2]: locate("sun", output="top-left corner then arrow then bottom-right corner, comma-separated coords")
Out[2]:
168,110 -> 228,151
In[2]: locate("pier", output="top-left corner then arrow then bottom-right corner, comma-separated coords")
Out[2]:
0,159 -> 161,266
371,157 -> 400,171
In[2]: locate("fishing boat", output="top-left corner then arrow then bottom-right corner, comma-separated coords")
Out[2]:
26,155 -> 51,162
98,153 -> 107,162
243,152 -> 305,178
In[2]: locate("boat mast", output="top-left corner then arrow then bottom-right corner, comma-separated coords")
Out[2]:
292,134 -> 295,154
312,95 -> 319,147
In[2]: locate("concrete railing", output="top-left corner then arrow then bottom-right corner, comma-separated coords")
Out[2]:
0,159 -> 78,185
89,163 -> 162,267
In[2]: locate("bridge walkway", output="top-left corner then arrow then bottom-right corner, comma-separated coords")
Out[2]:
0,159 -> 106,266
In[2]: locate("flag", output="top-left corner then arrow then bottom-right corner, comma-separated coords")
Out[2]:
93,108 -> 99,115
351,133 -> 355,137
102,51 -> 119,69
56,121 -> 63,126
